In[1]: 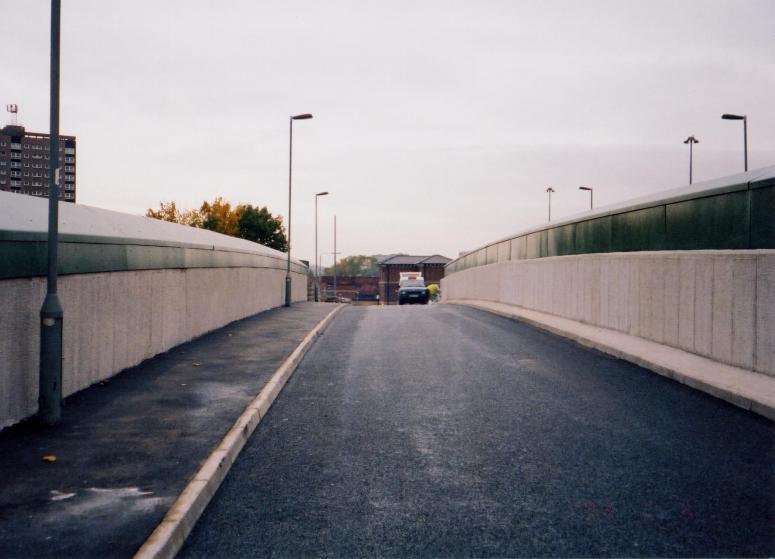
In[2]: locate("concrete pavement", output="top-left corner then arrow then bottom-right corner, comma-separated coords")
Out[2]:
0,303 -> 336,559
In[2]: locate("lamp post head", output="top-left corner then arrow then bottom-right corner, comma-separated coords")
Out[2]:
316,191 -> 329,197
721,114 -> 745,121
579,186 -> 592,191
683,136 -> 699,144
545,187 -> 555,193
291,113 -> 313,120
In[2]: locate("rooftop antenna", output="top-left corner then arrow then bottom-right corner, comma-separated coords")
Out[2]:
6,104 -> 18,126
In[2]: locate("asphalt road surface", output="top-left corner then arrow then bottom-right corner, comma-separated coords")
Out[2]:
181,304 -> 774,558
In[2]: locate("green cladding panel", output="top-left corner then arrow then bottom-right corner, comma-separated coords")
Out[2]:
666,191 -> 749,250
497,240 -> 511,262
750,185 -> 775,248
486,244 -> 498,265
611,206 -> 665,252
526,231 -> 548,259
575,217 -> 612,254
446,168 -> 775,275
547,224 -> 576,256
511,236 -> 527,260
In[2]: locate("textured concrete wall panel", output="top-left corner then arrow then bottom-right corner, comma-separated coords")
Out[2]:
755,255 -> 775,374
0,267 -> 307,429
442,251 -> 774,378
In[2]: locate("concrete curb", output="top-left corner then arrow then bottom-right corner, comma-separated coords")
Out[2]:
450,300 -> 775,422
133,304 -> 345,559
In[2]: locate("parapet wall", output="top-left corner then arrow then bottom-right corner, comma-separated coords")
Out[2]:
443,167 -> 775,379
442,251 -> 775,377
447,167 -> 775,275
0,192 -> 307,429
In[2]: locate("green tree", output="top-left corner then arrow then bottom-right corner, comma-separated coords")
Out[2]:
235,204 -> 288,252
325,255 -> 378,276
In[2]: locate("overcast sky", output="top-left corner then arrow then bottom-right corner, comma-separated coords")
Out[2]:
2,0 -> 773,263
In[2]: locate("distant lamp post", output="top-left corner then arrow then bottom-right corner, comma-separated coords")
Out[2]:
721,113 -> 747,172
39,0 -> 63,425
579,186 -> 593,210
545,187 -> 555,221
683,136 -> 699,184
333,215 -> 338,302
318,251 -> 340,301
286,113 -> 313,307
314,191 -> 329,302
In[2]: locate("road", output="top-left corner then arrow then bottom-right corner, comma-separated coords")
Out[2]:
181,304 -> 774,557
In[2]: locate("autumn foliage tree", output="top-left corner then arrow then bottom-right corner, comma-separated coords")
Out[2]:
145,201 -> 202,227
146,197 -> 288,252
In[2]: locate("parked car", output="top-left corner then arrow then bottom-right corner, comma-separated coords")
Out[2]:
397,278 -> 429,305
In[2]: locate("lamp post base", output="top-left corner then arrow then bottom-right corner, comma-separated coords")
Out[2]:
285,275 -> 292,307
39,292 -> 63,426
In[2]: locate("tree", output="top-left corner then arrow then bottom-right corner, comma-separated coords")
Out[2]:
145,198 -> 288,252
199,197 -> 239,237
146,201 -> 180,222
145,201 -> 202,227
235,204 -> 288,252
325,255 -> 378,276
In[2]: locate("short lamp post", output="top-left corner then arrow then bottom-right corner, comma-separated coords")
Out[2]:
545,187 -> 555,222
314,191 -> 329,302
579,186 -> 593,210
683,136 -> 699,184
721,114 -> 747,172
286,113 -> 313,307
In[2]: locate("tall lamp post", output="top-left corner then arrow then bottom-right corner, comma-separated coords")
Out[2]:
545,187 -> 555,222
683,136 -> 699,184
314,191 -> 329,302
286,113 -> 313,307
39,0 -> 63,425
721,114 -> 747,172
578,186 -> 593,210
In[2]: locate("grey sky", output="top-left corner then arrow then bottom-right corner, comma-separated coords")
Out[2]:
2,0 -> 773,263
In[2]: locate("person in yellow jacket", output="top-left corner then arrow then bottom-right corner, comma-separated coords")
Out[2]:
427,283 -> 440,302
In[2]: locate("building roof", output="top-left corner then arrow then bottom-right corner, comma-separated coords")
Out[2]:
378,254 -> 452,266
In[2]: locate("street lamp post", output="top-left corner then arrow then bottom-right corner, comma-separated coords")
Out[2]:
314,191 -> 329,302
333,215 -> 337,302
579,186 -> 593,210
545,187 -> 555,221
39,0 -> 63,425
721,114 -> 747,172
683,136 -> 699,184
318,252 -> 339,301
286,113 -> 313,307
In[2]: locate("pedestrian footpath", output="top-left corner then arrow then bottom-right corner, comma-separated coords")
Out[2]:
0,303 -> 335,559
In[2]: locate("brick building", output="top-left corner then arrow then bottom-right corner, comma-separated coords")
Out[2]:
0,124 -> 77,202
378,254 -> 451,304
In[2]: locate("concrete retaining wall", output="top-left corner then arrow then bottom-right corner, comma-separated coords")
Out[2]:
442,251 -> 775,378
0,192 -> 308,429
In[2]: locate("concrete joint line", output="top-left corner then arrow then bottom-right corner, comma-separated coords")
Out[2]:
134,304 -> 345,559
449,300 -> 775,422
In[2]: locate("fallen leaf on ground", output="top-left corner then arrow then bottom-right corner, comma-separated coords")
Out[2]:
192,362 -> 201,367
42,455 -> 57,463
